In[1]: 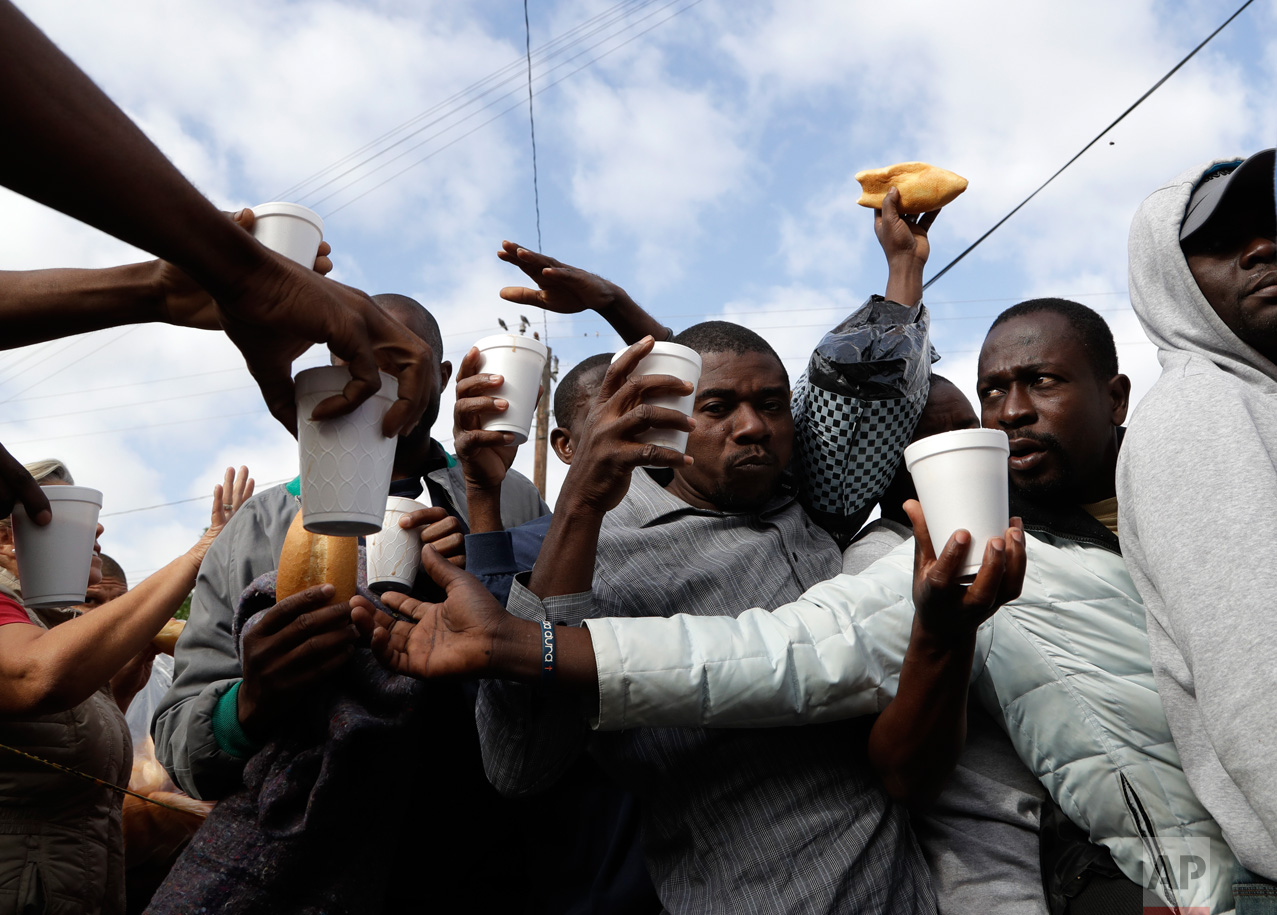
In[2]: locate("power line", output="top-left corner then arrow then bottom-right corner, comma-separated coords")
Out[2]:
318,0 -> 705,218
101,477 -> 291,518
0,326 -> 140,404
922,0 -> 1257,291
523,0 -> 544,255
296,1 -> 676,210
274,0 -> 658,202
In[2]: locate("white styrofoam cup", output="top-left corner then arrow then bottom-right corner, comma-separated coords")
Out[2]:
904,428 -> 1010,577
366,496 -> 431,594
251,202 -> 325,268
295,366 -> 399,536
12,485 -> 103,608
474,334 -> 549,446
610,342 -> 702,456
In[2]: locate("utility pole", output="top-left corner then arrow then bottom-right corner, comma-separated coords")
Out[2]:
533,344 -> 552,498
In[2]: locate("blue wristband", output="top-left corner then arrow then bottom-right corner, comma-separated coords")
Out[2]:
540,619 -> 556,682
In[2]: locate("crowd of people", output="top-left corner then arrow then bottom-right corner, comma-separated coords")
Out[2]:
0,3 -> 1274,913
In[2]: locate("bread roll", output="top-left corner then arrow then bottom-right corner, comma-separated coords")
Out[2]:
151,619 -> 185,655
275,511 -> 358,602
855,162 -> 968,214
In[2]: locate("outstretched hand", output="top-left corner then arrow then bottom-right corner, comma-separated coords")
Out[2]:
906,500 -> 1025,645
497,240 -> 629,316
351,545 -> 520,680
157,208 -> 333,331
876,187 -> 939,306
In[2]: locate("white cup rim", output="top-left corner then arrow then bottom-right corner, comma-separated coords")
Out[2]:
295,365 -> 399,401
474,333 -> 549,359
383,496 -> 429,514
37,485 -> 103,507
904,428 -> 1009,471
251,201 -> 324,233
610,341 -> 703,373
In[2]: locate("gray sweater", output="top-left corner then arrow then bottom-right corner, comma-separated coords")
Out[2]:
1119,158 -> 1277,880
152,459 -> 548,800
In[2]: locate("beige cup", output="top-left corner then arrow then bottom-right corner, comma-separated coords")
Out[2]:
474,334 -> 549,445
904,428 -> 1009,577
366,496 -> 431,594
251,202 -> 324,268
610,342 -> 702,455
12,485 -> 103,608
295,366 -> 399,536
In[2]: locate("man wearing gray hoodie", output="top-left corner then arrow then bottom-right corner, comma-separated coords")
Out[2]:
1119,149 -> 1277,893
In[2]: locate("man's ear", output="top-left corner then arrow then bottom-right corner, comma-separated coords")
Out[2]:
1109,373 -> 1132,425
550,428 -> 573,465
439,360 -> 453,391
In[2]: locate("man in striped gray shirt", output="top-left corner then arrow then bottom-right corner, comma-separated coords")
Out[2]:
475,324 -> 936,915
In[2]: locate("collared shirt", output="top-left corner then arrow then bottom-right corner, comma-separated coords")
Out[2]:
477,470 -> 936,915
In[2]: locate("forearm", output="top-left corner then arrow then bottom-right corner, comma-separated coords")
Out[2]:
598,289 -> 671,345
0,3 -> 268,296
465,484 -> 505,534
526,501 -> 604,598
0,545 -> 203,714
489,611 -> 599,697
0,262 -> 167,348
868,620 -> 976,805
883,254 -> 925,307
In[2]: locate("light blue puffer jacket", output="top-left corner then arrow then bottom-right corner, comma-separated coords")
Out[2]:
584,532 -> 1236,912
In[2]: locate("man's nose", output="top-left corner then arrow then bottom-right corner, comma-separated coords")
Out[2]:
730,404 -> 769,441
996,385 -> 1036,428
1239,235 -> 1277,270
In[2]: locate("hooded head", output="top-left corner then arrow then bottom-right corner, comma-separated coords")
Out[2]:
1128,152 -> 1277,390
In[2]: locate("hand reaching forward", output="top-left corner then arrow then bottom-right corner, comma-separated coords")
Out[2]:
905,499 -> 1026,646
497,240 -> 630,316
212,255 -> 432,439
351,546 -> 517,679
156,208 -> 333,331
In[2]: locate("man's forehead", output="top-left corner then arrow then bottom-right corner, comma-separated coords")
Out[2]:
978,314 -> 1079,375
697,350 -> 788,392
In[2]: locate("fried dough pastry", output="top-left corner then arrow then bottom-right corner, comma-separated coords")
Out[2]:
855,162 -> 968,214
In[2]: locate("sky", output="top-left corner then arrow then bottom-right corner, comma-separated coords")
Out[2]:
2,0 -> 1275,584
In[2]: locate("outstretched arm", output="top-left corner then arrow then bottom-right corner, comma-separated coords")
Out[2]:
0,211 -> 334,345
498,240 -> 670,345
868,503 -> 1025,804
0,1 -> 430,436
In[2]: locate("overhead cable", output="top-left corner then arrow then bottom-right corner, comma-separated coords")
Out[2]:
922,0 -> 1257,291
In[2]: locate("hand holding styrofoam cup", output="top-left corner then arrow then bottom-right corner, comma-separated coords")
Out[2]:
12,485 -> 103,608
610,342 -> 702,456
474,334 -> 549,446
904,429 -> 1009,577
366,496 -> 431,594
296,366 -> 399,536
251,202 -> 325,268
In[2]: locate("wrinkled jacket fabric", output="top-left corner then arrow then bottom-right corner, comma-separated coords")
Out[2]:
0,603 -> 132,915
1119,158 -> 1277,882
584,532 -> 1237,912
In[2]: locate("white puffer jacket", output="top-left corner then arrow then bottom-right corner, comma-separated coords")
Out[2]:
584,531 -> 1236,912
